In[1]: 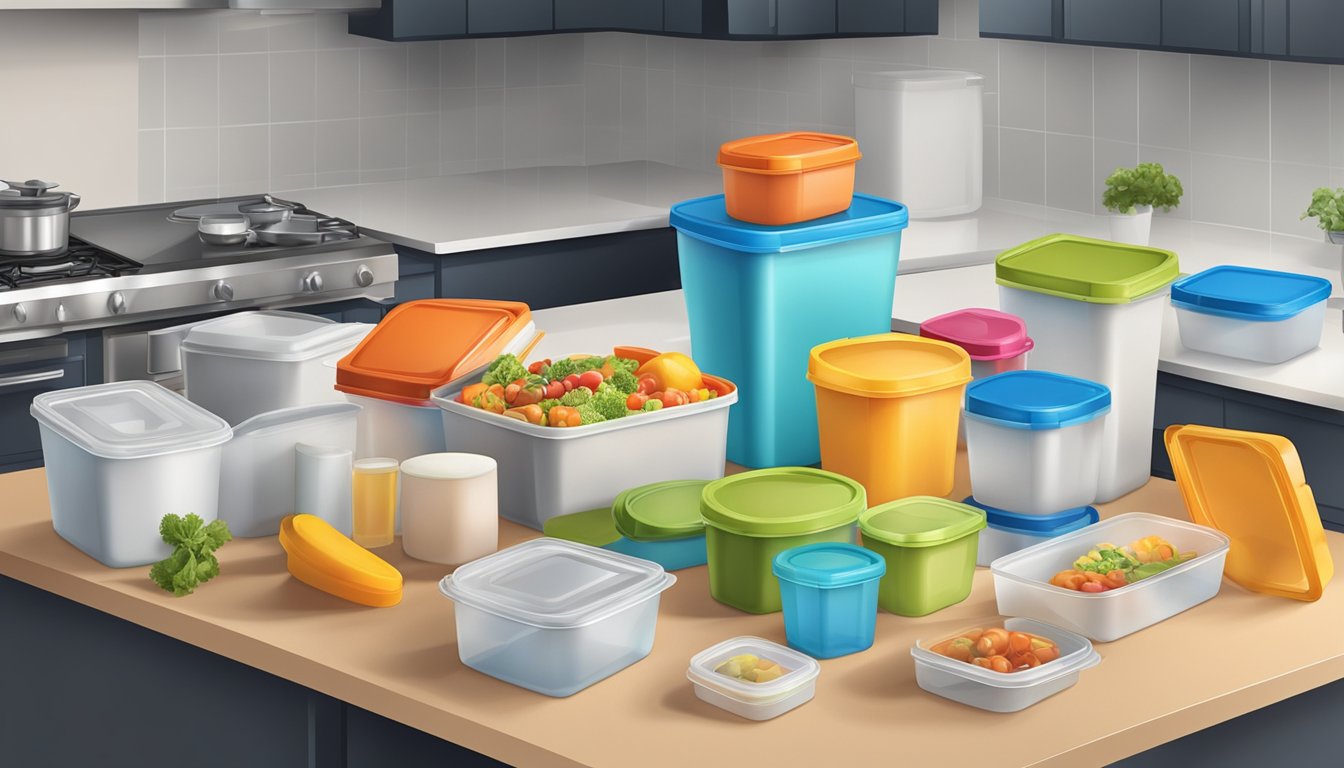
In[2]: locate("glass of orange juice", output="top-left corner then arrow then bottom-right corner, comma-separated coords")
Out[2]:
352,458 -> 399,548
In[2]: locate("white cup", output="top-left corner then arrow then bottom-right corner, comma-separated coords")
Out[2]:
399,453 -> 498,565
295,443 -> 353,536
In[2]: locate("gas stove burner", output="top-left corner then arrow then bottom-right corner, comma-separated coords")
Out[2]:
0,237 -> 141,291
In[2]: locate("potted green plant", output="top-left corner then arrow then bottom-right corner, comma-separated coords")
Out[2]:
1300,187 -> 1344,245
1102,162 -> 1184,246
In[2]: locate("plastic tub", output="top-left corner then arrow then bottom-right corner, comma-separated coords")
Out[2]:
433,374 -> 736,531
31,381 -> 233,567
1170,265 -> 1332,364
701,467 -> 866,614
399,453 -> 498,566
961,498 -> 1099,567
611,480 -> 709,571
687,637 -> 820,721
911,618 -> 1100,712
860,496 -> 985,616
542,507 -> 708,571
997,234 -> 1179,502
809,333 -> 971,504
672,193 -> 908,468
718,132 -> 861,225
964,370 -> 1111,515
181,311 -> 370,426
439,538 -> 676,697
919,307 -> 1034,445
991,512 -> 1231,642
773,542 -> 885,658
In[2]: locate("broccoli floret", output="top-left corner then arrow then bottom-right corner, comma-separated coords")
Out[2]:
559,386 -> 593,406
607,368 -> 638,394
590,386 -> 631,420
481,354 -> 528,387
538,398 -> 561,413
604,355 -> 640,375
576,403 -> 606,425
545,356 -> 604,381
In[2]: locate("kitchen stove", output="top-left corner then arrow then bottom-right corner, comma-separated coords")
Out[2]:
0,237 -> 141,291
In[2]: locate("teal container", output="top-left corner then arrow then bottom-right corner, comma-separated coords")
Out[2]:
671,194 -> 908,468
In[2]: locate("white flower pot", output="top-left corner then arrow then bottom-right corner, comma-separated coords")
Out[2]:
1109,205 -> 1153,246
1327,231 -> 1344,246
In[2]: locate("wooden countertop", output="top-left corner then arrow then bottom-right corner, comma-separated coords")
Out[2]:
2,460 -> 1342,768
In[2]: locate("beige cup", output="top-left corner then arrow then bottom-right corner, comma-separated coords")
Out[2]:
399,453 -> 498,565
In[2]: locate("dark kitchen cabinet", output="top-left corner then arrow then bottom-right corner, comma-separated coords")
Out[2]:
1285,0 -> 1344,61
348,0 -> 466,41
1162,0 -> 1243,54
467,0 -> 553,35
665,0 -> 703,33
839,0 -> 906,34
0,335 -> 90,473
556,0 -> 664,32
1063,0 -> 1161,46
779,0 -> 836,36
979,0 -> 1054,39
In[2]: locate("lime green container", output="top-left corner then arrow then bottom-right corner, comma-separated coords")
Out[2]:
859,496 -> 986,617
701,467 -> 866,614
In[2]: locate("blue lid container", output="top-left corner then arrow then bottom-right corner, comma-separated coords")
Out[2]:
965,370 -> 1111,430
670,193 -> 909,254
773,542 -> 887,587
1171,265 -> 1332,321
773,543 -> 885,659
961,496 -> 1099,535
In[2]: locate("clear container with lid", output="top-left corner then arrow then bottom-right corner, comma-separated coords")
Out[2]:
687,636 -> 821,721
859,496 -> 986,616
31,380 -> 233,567
1170,265 -> 1332,363
439,538 -> 677,697
920,307 -> 1034,446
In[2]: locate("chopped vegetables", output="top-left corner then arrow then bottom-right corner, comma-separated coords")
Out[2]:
482,354 -> 528,387
715,654 -> 789,683
1049,535 -> 1197,592
559,386 -> 593,407
930,627 -> 1061,672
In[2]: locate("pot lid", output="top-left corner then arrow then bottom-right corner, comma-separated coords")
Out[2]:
962,497 -> 1099,536
965,370 -> 1111,430
181,311 -> 370,363
1170,265 -> 1333,321
0,179 -> 76,208
808,333 -> 971,398
717,132 -> 861,173
772,542 -> 886,588
30,380 -> 232,460
542,507 -> 623,548
612,480 -> 709,541
700,467 -> 865,537
996,234 -> 1179,304
919,308 -> 1034,360
860,496 -> 986,548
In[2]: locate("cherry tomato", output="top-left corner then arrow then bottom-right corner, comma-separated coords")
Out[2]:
544,380 -> 565,399
527,359 -> 550,375
626,392 -> 648,410
562,374 -> 580,391
577,370 -> 604,392
976,628 -> 1009,657
1104,569 -> 1130,589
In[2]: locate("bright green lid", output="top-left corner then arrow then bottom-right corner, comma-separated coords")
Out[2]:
859,496 -> 986,548
701,467 -> 866,538
541,507 -> 621,548
612,480 -> 709,542
995,233 -> 1179,304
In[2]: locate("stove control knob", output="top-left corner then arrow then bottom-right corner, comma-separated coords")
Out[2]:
355,264 -> 374,288
302,271 -> 323,293
55,304 -> 66,323
13,304 -> 26,324
212,281 -> 234,302
108,292 -> 126,315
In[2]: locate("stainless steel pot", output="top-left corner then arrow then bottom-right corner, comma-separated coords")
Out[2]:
239,194 -> 298,228
0,179 -> 81,255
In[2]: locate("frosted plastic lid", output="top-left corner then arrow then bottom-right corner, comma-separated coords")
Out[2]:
670,194 -> 908,254
439,538 -> 676,629
965,370 -> 1111,430
31,380 -> 232,460
919,308 -> 1034,360
180,311 -> 369,362
860,496 -> 985,547
687,636 -> 820,704
853,69 -> 985,90
1170,265 -> 1333,321
230,402 -> 361,440
808,333 -> 971,398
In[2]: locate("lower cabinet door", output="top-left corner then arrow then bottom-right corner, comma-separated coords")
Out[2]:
0,350 -> 85,471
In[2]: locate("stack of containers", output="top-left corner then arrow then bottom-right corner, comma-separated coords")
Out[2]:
918,307 -> 1033,445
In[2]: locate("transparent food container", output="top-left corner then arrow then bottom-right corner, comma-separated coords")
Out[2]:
686,636 -> 821,720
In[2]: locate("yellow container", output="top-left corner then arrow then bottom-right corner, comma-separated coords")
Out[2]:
352,457 -> 399,548
808,333 -> 971,504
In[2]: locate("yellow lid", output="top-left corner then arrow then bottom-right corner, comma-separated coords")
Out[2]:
278,515 -> 403,607
1165,425 -> 1333,602
807,333 -> 971,398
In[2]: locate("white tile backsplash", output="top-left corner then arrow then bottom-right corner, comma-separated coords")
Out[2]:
1190,55 -> 1268,160
1045,44 -> 1092,136
139,58 -> 165,131
270,50 -> 316,123
999,128 -> 1046,205
1046,132 -> 1094,213
164,56 -> 218,129
1190,153 -> 1271,230
1137,51 -> 1190,150
1093,48 -> 1137,144
219,124 -> 269,196
220,53 -> 271,126
1271,61 -> 1331,166
1000,41 -> 1046,131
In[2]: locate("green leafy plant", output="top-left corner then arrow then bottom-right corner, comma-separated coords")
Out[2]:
1102,162 -> 1184,215
1300,187 -> 1344,233
149,513 -> 232,596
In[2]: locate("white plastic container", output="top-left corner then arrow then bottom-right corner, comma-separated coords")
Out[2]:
991,512 -> 1231,642
911,617 -> 1100,713
439,538 -> 676,697
433,380 -> 736,530
686,637 -> 820,721
400,452 -> 498,566
218,403 -> 360,538
1171,265 -> 1332,364
295,442 -> 353,536
31,381 -> 233,567
181,311 -> 371,426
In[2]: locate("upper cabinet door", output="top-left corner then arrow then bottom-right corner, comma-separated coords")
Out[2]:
778,0 -> 836,36
348,0 -> 467,40
1063,0 -> 1161,46
1162,0 -> 1242,53
467,0 -> 553,35
664,0 -> 703,33
727,0 -> 774,35
556,0 -> 665,32
1286,0 -> 1344,60
980,0 -> 1054,40
839,0 -> 905,34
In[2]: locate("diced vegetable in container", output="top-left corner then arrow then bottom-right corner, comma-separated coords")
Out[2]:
687,636 -> 821,720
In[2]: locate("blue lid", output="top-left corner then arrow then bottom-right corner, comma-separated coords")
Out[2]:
965,370 -> 1111,430
669,193 -> 909,254
1171,265 -> 1332,321
962,497 -> 1099,535
771,542 -> 886,588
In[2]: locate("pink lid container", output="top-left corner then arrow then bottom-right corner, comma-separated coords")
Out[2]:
919,308 -> 1034,361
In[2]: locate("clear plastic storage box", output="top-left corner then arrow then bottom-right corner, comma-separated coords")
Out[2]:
687,636 -> 821,720
1171,265 -> 1332,364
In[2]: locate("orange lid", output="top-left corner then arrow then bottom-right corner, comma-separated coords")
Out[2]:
718,132 -> 861,174
279,514 -> 403,607
1165,425 -> 1333,601
335,299 -> 533,405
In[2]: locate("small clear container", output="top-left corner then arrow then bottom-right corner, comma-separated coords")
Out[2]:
352,457 -> 398,548
686,637 -> 820,721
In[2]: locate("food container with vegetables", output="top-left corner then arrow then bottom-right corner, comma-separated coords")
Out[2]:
964,370 -> 1111,515
1170,265 -> 1332,364
671,192 -> 908,468
859,496 -> 985,616
702,467 -> 866,614
686,636 -> 820,721
717,132 -> 862,225
773,542 -> 885,658
912,618 -> 1100,712
439,538 -> 676,697
433,347 -> 736,531
809,333 -> 971,504
919,307 -> 1034,445
279,514 -> 403,607
991,512 -> 1230,641
31,381 -> 233,568
961,498 -> 1099,567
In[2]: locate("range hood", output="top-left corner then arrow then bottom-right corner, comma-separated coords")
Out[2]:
230,0 -> 379,10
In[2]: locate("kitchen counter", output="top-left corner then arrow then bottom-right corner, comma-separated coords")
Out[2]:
3,462 -> 1342,767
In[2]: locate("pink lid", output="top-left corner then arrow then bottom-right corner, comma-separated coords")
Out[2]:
919,308 -> 1034,361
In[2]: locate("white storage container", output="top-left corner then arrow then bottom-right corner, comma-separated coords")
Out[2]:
686,637 -> 820,721
911,618 -> 1100,713
399,452 -> 498,566
438,538 -> 676,697
31,381 -> 233,567
181,311 -> 370,426
1171,265 -> 1332,364
218,403 -> 360,538
964,370 -> 1111,515
961,498 -> 1099,567
991,513 -> 1231,642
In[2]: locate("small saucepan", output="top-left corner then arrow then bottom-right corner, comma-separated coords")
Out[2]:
238,194 -> 298,228
198,214 -> 250,246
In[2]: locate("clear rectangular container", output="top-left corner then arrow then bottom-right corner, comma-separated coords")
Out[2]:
990,513 -> 1231,642
686,637 -> 820,720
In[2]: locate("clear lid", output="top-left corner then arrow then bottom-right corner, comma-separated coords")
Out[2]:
911,617 -> 1100,690
438,538 -> 676,629
229,402 -> 361,440
31,380 -> 232,460
180,311 -> 370,363
686,636 -> 820,704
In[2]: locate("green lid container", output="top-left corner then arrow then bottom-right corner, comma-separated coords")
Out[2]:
995,234 -> 1180,304
612,480 -> 709,542
542,507 -> 621,548
860,496 -> 985,617
860,496 -> 986,547
701,467 -> 866,537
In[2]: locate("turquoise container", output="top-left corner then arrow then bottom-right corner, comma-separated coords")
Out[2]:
773,542 -> 886,659
671,194 -> 908,468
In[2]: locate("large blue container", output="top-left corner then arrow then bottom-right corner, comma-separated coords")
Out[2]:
773,542 -> 886,659
670,194 -> 909,468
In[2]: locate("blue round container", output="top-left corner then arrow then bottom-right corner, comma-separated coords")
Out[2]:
772,542 -> 886,659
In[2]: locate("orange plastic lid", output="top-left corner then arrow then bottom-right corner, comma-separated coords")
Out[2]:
807,333 -> 971,398
1165,425 -> 1333,601
279,514 -> 403,607
718,132 -> 861,174
335,299 -> 533,405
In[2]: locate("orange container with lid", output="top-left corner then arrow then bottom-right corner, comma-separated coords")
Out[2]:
718,132 -> 862,225
1165,424 -> 1333,601
279,514 -> 403,607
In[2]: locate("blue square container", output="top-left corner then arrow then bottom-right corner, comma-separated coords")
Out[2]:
671,194 -> 909,468
772,542 -> 886,659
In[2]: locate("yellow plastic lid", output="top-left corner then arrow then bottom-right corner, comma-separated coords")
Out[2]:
278,514 -> 403,607
718,132 -> 861,174
807,333 -> 971,398
1165,425 -> 1333,602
